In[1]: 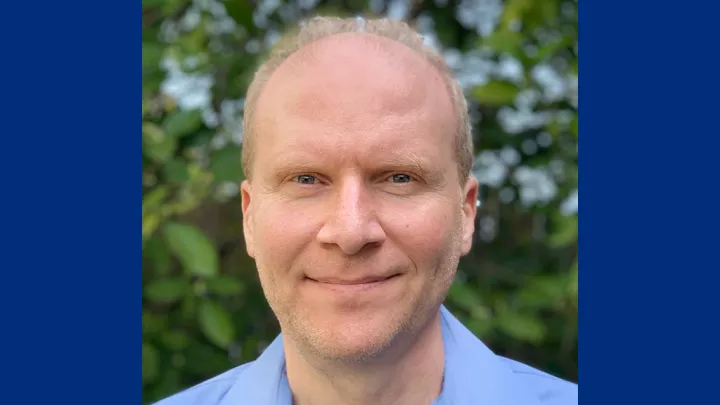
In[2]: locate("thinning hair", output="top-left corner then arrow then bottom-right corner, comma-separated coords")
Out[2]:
241,16 -> 473,183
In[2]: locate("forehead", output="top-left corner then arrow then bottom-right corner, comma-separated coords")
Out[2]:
254,34 -> 456,169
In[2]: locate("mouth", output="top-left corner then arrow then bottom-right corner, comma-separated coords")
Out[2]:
308,274 -> 400,285
305,273 -> 402,293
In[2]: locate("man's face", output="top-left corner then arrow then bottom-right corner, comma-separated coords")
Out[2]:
241,34 -> 478,362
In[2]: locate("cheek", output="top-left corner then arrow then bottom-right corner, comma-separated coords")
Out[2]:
382,199 -> 460,260
251,199 -> 323,273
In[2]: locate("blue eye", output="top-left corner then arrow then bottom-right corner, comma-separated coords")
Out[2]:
391,174 -> 411,183
295,175 -> 316,184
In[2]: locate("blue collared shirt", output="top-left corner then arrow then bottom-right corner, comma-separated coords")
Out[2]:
155,306 -> 577,404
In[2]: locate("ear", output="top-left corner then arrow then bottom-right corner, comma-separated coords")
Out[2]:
240,180 -> 256,258
460,176 -> 479,256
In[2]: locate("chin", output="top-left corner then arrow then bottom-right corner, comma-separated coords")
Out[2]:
299,310 -> 404,363
315,331 -> 396,363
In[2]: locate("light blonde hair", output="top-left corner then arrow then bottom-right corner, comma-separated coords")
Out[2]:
241,16 -> 473,183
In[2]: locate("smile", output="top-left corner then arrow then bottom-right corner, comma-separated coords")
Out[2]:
305,274 -> 401,293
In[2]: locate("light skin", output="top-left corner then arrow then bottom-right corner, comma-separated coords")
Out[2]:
241,33 -> 479,405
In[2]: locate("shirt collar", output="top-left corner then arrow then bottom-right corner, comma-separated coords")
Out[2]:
435,306 -> 540,405
219,306 -> 540,405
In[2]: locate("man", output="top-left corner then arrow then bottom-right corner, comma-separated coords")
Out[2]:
156,16 -> 577,405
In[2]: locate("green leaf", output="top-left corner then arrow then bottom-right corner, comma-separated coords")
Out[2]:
520,0 -> 559,30
163,221 -> 218,277
142,342 -> 159,384
143,214 -> 161,243
448,282 -> 493,325
547,215 -> 578,248
482,30 -> 523,56
546,118 -> 562,137
142,186 -> 168,214
143,123 -> 177,163
162,109 -> 204,138
465,317 -> 493,337
161,330 -> 191,351
148,368 -> 181,404
198,299 -> 235,349
143,73 -> 164,100
206,276 -> 245,297
183,130 -> 215,148
161,0 -> 191,16
183,340 -> 233,376
181,25 -> 209,54
142,42 -> 164,73
142,310 -> 167,336
144,278 -> 192,303
144,236 -> 171,274
515,275 -> 568,309
534,35 -> 573,63
500,0 -> 533,30
434,17 -> 459,47
163,158 -> 190,184
570,116 -> 578,138
568,260 -> 578,300
179,292 -> 198,322
537,0 -> 560,26
470,81 -> 520,106
448,282 -> 485,312
225,0 -> 255,28
210,145 -> 245,183
496,311 -> 547,344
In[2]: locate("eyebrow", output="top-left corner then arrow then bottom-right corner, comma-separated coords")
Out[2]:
270,161 -> 320,180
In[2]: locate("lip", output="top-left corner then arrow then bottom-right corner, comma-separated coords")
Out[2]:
305,274 -> 401,293
310,275 -> 396,285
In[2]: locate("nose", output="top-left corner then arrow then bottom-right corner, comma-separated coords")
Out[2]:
316,178 -> 386,255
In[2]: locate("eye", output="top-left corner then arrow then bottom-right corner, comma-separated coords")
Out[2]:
390,173 -> 412,183
294,174 -> 317,184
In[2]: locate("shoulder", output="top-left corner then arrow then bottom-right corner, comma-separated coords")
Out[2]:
499,356 -> 578,404
151,363 -> 253,405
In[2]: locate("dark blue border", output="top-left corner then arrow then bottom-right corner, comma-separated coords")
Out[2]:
581,0 -> 720,403
1,1 -> 138,403
2,0 -> 718,402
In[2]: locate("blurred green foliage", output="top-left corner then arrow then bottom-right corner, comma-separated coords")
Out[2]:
142,0 -> 578,403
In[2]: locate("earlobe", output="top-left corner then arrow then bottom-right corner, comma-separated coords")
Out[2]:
240,180 -> 255,258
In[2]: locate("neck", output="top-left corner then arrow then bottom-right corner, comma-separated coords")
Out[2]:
284,311 -> 445,405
